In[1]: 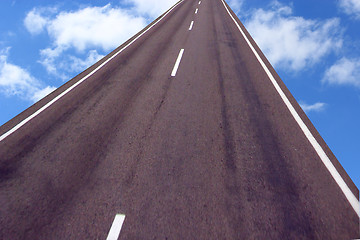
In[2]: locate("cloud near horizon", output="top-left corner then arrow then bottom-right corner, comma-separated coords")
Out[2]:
300,102 -> 326,113
244,1 -> 343,72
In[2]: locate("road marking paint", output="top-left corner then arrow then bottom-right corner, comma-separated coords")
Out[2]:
106,214 -> 125,240
0,0 -> 184,142
221,0 -> 360,218
195,8 -> 199,14
199,1 -> 201,5
171,49 -> 185,77
189,21 -> 194,31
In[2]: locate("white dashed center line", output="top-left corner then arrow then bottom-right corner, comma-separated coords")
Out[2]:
189,21 -> 194,31
171,49 -> 185,77
199,1 -> 201,5
106,214 -> 126,240
195,8 -> 198,14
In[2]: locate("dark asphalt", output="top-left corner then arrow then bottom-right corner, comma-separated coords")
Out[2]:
0,0 -> 359,239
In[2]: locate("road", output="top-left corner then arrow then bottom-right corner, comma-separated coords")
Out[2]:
0,0 -> 359,239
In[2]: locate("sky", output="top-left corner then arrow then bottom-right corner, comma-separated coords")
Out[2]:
0,0 -> 359,188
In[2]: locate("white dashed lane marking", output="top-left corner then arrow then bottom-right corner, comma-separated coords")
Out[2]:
189,21 -> 194,31
106,214 -> 126,240
171,49 -> 185,77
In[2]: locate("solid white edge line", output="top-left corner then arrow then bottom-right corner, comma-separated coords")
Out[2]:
189,21 -> 194,31
171,49 -> 185,77
106,214 -> 126,240
195,8 -> 198,14
0,0 -> 184,143
221,0 -> 360,217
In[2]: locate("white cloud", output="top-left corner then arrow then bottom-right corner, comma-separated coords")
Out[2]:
323,57 -> 360,87
129,0 -> 178,19
0,47 -> 56,102
24,7 -> 57,35
38,46 -> 64,76
339,0 -> 360,19
0,49 -> 38,97
245,1 -> 343,72
46,4 -> 146,52
24,9 -> 48,35
300,102 -> 326,113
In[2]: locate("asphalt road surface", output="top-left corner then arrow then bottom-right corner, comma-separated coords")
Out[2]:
0,0 -> 359,239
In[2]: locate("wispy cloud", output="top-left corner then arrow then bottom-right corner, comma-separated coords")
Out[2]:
339,0 -> 360,19
0,47 -> 56,102
300,102 -> 326,113
227,0 -> 244,13
244,1 -> 343,72
38,47 -> 104,81
68,50 -> 104,73
323,57 -> 360,87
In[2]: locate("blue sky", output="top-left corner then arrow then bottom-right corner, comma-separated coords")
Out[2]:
0,0 -> 359,188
